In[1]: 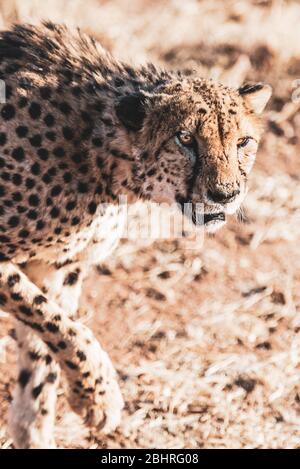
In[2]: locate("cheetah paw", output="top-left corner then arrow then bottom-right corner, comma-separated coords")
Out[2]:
65,343 -> 124,433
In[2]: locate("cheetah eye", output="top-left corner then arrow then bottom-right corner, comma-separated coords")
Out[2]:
176,131 -> 195,148
175,131 -> 197,165
237,136 -> 252,148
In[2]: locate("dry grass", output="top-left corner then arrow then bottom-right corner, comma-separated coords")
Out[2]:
0,0 -> 300,449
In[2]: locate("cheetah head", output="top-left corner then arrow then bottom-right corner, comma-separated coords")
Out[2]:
115,79 -> 271,232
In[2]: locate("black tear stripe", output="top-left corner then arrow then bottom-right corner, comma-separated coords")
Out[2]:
176,144 -> 203,225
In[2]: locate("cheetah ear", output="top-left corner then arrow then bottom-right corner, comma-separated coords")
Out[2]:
238,83 -> 272,114
115,93 -> 146,131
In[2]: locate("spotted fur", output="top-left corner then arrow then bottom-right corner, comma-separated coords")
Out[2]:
0,23 -> 271,448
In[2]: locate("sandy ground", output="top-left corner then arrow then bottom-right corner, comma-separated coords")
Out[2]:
0,0 -> 300,449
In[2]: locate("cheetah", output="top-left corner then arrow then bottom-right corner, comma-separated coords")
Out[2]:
0,22 -> 271,448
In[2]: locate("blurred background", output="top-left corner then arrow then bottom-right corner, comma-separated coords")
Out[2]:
0,0 -> 300,449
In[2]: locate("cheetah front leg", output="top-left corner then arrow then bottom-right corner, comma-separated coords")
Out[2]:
9,261 -> 85,448
8,322 -> 60,448
1,261 -> 123,445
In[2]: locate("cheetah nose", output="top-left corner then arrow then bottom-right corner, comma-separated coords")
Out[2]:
207,188 -> 240,204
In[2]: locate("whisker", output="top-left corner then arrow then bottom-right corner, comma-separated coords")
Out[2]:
237,205 -> 249,224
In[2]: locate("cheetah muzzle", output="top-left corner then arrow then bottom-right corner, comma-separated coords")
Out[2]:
0,22 -> 271,448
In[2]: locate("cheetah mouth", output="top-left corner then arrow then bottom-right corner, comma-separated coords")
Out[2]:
192,210 -> 226,228
198,211 -> 226,234
176,197 -> 226,230
203,212 -> 226,225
